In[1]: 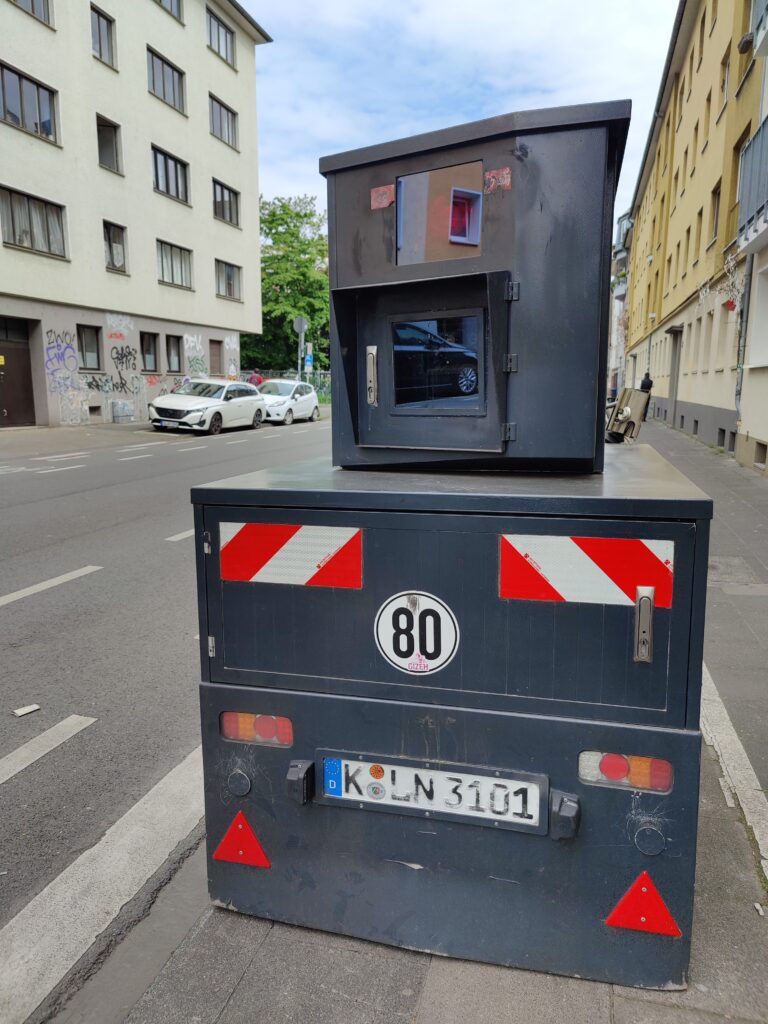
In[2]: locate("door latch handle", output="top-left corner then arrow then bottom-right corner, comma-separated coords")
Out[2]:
634,585 -> 655,663
366,346 -> 378,407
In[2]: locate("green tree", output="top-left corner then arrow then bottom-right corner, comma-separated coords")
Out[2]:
241,195 -> 330,372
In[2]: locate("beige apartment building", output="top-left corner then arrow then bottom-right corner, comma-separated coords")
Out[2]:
0,0 -> 270,427
624,0 -> 768,472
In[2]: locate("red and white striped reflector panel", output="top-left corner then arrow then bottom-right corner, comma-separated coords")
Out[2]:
220,523 -> 362,589
499,535 -> 674,608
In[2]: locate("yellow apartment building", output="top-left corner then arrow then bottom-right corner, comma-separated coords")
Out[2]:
624,0 -> 767,471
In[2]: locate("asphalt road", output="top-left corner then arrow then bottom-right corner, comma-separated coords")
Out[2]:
0,417 -> 332,931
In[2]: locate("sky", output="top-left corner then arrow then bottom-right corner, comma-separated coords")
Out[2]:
239,1 -> 678,232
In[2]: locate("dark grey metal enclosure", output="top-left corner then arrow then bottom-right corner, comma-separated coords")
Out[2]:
320,101 -> 630,472
192,445 -> 711,989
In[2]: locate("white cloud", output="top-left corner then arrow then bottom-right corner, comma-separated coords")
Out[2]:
241,1 -> 676,226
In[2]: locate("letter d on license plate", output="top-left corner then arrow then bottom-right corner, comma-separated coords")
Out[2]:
319,752 -> 548,835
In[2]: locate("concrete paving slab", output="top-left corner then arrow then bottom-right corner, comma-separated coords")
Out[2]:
613,995 -> 760,1023
124,908 -> 271,1024
217,921 -> 429,1024
412,958 -> 611,1024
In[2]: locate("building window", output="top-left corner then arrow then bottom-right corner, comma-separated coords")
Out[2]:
709,182 -> 721,241
215,259 -> 241,300
0,64 -> 56,141
166,334 -> 182,372
156,0 -> 182,19
140,332 -> 158,372
91,6 -> 115,67
719,49 -> 730,109
147,49 -> 185,113
209,95 -> 237,147
207,8 -> 235,65
152,146 -> 189,203
704,92 -> 711,146
157,240 -> 192,288
209,339 -> 223,375
212,179 -> 239,225
11,0 -> 51,25
0,185 -> 65,256
96,115 -> 121,172
692,123 -> 698,172
695,207 -> 703,255
698,11 -> 706,61
77,325 -> 101,369
103,220 -> 126,272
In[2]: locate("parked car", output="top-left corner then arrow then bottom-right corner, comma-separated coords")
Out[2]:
392,321 -> 479,403
258,379 -> 320,424
148,379 -> 266,434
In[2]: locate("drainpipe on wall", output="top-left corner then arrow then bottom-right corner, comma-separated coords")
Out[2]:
734,253 -> 755,429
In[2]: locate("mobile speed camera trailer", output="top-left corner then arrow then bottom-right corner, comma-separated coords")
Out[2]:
192,101 -> 712,989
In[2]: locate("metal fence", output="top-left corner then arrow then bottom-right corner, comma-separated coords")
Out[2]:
737,117 -> 768,244
240,369 -> 332,401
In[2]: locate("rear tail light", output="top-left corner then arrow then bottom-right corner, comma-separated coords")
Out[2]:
220,712 -> 293,747
578,750 -> 673,794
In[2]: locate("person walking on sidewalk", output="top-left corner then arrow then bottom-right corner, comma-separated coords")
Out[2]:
640,370 -> 653,420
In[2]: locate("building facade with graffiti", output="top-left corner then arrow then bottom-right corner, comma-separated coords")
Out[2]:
623,0 -> 768,474
0,0 -> 271,427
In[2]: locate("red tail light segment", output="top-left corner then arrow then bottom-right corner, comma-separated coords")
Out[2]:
579,750 -> 673,794
220,712 -> 293,747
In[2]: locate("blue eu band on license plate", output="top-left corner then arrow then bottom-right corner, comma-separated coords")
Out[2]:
321,755 -> 546,834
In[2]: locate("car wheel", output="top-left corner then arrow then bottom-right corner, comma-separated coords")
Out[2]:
208,413 -> 223,435
309,406 -> 319,422
283,409 -> 294,425
252,408 -> 263,429
457,365 -> 479,395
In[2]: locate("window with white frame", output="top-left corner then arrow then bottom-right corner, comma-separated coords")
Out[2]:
140,332 -> 158,372
213,179 -> 239,225
96,115 -> 121,171
0,185 -> 65,255
207,8 -> 235,65
153,146 -> 189,202
0,64 -> 57,141
103,221 -> 126,272
166,334 -> 182,372
77,325 -> 101,369
215,259 -> 241,300
12,0 -> 51,25
91,6 -> 115,67
157,240 -> 192,288
147,49 -> 185,112
209,94 -> 237,147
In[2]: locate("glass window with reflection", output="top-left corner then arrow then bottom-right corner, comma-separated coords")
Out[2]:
392,313 -> 483,410
396,161 -> 484,266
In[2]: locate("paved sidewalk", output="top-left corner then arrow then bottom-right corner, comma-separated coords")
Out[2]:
49,420 -> 768,1024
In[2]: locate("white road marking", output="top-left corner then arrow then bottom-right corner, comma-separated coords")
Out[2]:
701,663 -> 768,879
292,429 -> 308,435
0,746 -> 203,1024
30,452 -> 89,462
177,446 -> 206,452
0,715 -> 96,787
115,442 -> 168,452
0,566 -> 102,609
165,529 -> 194,542
226,439 -> 248,444
37,464 -> 87,474
118,454 -> 153,461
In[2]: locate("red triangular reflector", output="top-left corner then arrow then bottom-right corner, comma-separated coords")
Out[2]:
213,811 -> 271,868
306,529 -> 362,589
606,871 -> 681,937
499,536 -> 566,602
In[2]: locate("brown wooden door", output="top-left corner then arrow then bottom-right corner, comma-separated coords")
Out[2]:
0,318 -> 35,427
209,339 -> 223,375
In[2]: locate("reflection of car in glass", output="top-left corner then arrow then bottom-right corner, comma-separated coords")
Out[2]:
148,380 -> 265,434
392,322 -> 479,404
257,379 -> 320,424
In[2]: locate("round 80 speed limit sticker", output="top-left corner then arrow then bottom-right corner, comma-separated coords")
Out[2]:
374,591 -> 459,675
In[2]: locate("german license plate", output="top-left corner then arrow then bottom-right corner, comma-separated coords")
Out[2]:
322,755 -> 545,832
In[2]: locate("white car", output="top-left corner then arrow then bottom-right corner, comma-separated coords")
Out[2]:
148,380 -> 266,434
258,379 -> 320,424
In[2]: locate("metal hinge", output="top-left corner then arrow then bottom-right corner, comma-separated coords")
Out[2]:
502,422 -> 517,442
505,280 -> 520,301
207,636 -> 216,657
503,354 -> 519,373
203,531 -> 212,555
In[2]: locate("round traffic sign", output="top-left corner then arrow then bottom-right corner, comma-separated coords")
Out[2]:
374,591 -> 459,675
